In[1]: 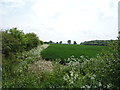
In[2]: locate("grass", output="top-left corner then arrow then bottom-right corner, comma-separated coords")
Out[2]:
41,44 -> 108,60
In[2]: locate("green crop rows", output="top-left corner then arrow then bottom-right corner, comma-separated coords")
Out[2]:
41,44 -> 108,60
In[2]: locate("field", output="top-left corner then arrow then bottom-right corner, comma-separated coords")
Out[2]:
2,28 -> 119,88
41,44 -> 108,60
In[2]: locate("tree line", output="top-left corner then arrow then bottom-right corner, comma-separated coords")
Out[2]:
44,40 -> 77,44
44,39 -> 118,46
80,40 -> 118,46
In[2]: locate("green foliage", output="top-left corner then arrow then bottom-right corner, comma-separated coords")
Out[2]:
2,28 -> 43,57
25,33 -> 42,50
2,28 -> 44,88
41,44 -> 108,63
2,65 -> 66,88
80,40 -> 116,46
2,30 -> 22,57
2,45 -> 48,88
37,65 -> 67,88
2,28 -> 119,88
63,40 -> 120,88
2,40 -> 119,88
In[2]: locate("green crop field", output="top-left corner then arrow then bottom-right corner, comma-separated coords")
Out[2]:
41,44 -> 108,60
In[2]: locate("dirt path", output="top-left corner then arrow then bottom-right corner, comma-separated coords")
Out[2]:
28,44 -> 53,73
38,44 -> 49,52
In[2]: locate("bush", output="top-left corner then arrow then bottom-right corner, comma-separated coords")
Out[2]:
2,28 -> 44,87
2,59 -> 67,88
63,40 -> 120,88
2,30 -> 21,57
25,33 -> 43,50
2,28 -> 43,57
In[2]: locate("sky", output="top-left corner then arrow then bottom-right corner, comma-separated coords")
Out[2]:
0,0 -> 119,43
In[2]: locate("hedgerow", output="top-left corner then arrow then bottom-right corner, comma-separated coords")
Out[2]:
2,28 -> 43,58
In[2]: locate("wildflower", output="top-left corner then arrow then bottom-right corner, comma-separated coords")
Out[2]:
93,74 -> 96,77
99,82 -> 102,87
91,77 -> 94,80
70,71 -> 73,77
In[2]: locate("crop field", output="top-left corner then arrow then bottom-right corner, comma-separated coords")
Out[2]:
2,28 -> 119,88
41,44 -> 108,60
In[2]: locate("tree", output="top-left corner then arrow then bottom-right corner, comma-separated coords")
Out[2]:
2,31 -> 20,57
73,41 -> 77,44
59,41 -> 62,44
25,33 -> 41,50
2,28 -> 26,56
2,28 -> 43,57
49,40 -> 53,44
44,42 -> 49,44
67,40 -> 71,44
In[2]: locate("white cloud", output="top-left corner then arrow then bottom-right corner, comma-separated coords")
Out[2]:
0,0 -> 119,43
0,0 -> 26,8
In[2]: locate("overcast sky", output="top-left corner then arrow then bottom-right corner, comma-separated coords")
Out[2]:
0,0 -> 119,43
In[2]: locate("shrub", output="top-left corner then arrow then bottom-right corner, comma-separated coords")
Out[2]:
2,28 -> 44,88
25,33 -> 43,50
2,28 -> 43,57
63,40 -> 120,88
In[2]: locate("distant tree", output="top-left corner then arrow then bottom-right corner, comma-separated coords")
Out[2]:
73,41 -> 77,44
56,42 -> 58,44
67,40 -> 71,44
40,40 -> 44,45
49,40 -> 53,44
44,42 -> 49,44
118,31 -> 120,41
59,41 -> 62,44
